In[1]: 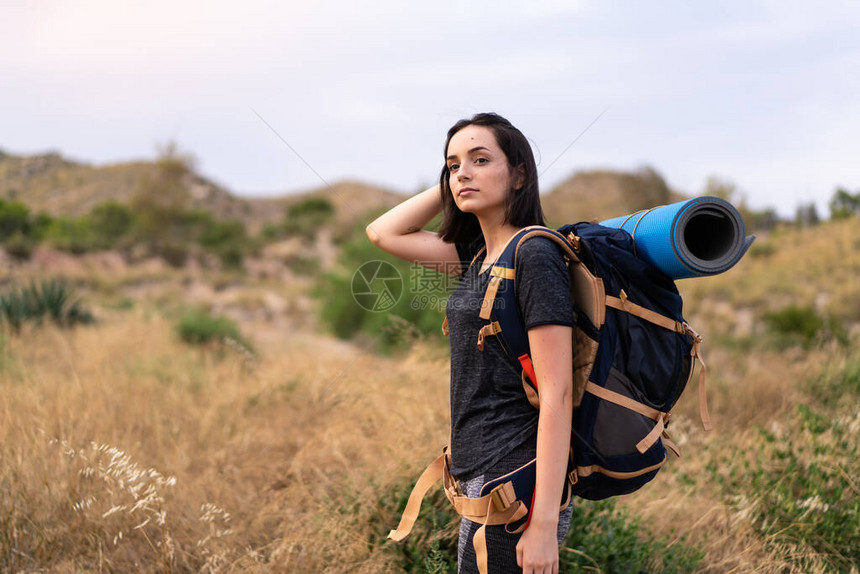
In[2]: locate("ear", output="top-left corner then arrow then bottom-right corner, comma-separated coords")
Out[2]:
513,164 -> 526,191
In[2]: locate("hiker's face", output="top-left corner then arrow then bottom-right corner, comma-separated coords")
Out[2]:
446,125 -> 522,218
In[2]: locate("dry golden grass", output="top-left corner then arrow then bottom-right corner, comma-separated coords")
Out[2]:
681,218 -> 860,325
3,307 -> 850,572
623,342 -> 847,573
0,312 -> 450,572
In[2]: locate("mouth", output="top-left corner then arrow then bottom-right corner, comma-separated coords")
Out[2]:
458,187 -> 476,197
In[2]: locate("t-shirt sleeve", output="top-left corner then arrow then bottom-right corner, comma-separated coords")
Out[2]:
515,236 -> 574,330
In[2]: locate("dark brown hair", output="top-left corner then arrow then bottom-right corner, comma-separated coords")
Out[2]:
438,113 -> 544,244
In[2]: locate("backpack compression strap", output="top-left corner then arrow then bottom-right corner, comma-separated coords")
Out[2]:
605,289 -> 712,432
387,448 -> 531,574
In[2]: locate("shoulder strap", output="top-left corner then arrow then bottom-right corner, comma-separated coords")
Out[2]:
475,226 -> 575,395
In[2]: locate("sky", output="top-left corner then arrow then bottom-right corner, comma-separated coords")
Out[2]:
1,0 -> 858,218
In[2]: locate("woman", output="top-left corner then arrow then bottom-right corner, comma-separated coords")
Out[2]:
367,113 -> 573,574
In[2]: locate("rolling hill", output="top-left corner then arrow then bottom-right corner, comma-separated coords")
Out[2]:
540,166 -> 689,226
0,149 -> 405,233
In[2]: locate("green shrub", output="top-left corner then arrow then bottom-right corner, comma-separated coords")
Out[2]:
0,199 -> 31,240
156,242 -> 189,268
0,290 -> 29,332
90,201 -> 133,244
199,219 -> 245,250
762,305 -> 846,348
45,216 -> 98,254
3,232 -> 35,260
807,356 -> 860,413
29,212 -> 54,241
283,196 -> 335,239
372,476 -> 459,573
259,223 -> 281,241
176,308 -> 248,349
717,412 -> 860,571
287,196 -> 334,220
214,243 -> 245,269
41,204 -> 134,253
748,239 -> 776,259
130,207 -> 248,268
764,305 -> 821,340
199,218 -> 247,269
562,499 -> 703,573
829,187 -> 860,220
0,280 -> 93,332
284,254 -> 321,276
315,231 -> 450,353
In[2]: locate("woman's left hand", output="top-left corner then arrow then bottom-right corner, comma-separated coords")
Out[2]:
516,519 -> 559,574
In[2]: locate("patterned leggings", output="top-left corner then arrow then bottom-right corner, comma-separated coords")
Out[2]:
456,440 -> 573,574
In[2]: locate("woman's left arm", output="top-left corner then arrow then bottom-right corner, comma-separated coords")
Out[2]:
516,323 -> 573,574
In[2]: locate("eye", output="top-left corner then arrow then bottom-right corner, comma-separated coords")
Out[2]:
448,163 -> 459,172
475,157 -> 489,165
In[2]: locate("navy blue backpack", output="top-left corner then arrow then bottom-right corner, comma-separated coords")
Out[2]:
474,222 -> 711,500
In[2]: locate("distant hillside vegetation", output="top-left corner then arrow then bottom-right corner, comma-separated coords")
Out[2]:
540,167 -> 688,226
243,180 -> 405,232
0,149 -> 246,220
0,148 -> 404,232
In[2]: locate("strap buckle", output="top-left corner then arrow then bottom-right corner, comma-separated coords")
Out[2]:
682,321 -> 703,343
489,483 -> 515,512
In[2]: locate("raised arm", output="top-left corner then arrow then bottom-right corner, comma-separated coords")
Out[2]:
365,184 -> 461,274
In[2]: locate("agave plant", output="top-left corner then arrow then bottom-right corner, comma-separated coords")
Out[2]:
0,279 -> 93,332
0,289 -> 32,333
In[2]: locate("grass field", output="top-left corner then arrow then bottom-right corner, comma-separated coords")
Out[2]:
1,218 -> 859,573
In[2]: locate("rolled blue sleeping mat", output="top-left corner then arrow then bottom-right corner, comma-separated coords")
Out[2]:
600,196 -> 756,280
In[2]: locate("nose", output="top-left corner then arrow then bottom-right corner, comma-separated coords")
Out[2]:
457,163 -> 472,181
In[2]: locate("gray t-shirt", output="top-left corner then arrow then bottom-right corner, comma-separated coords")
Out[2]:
446,235 -> 573,480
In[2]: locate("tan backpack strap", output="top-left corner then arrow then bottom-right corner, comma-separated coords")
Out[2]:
387,453 -> 447,541
683,322 -> 712,431
585,382 -> 664,420
472,493 -> 529,574
478,265 -> 514,321
585,382 -> 671,454
476,321 -> 502,351
490,265 -> 516,280
636,412 -> 671,454
478,275 -> 502,320
449,483 -> 523,524
605,290 -> 714,432
696,352 -> 711,431
389,449 -> 526,543
469,246 -> 486,270
521,370 -> 540,409
662,430 -> 681,457
606,290 -> 685,334
576,454 -> 667,481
